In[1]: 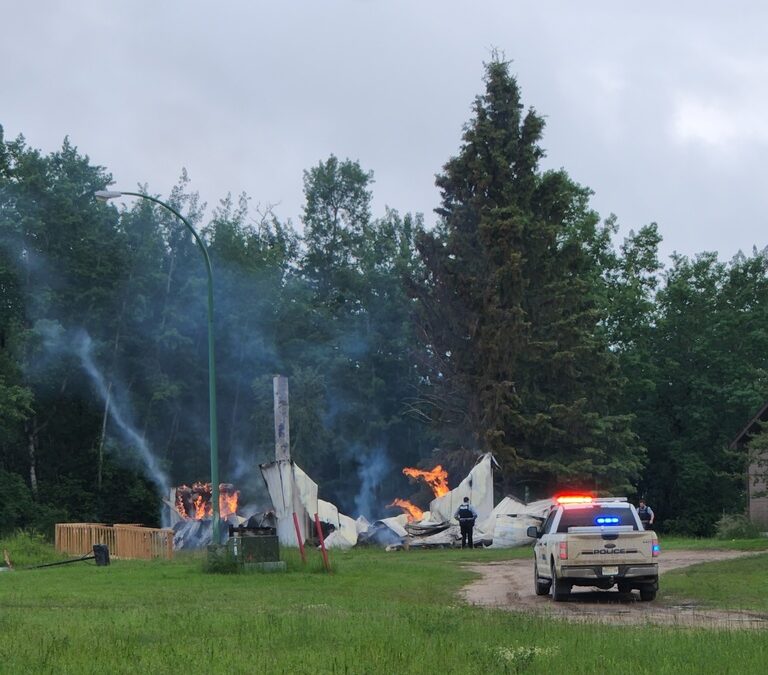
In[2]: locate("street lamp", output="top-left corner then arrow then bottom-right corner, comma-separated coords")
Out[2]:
95,189 -> 221,544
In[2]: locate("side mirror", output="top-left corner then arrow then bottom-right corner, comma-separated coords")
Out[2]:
526,525 -> 540,539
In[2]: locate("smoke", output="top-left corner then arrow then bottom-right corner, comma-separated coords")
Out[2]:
354,449 -> 391,520
73,330 -> 171,497
30,321 -> 172,502
227,447 -> 269,514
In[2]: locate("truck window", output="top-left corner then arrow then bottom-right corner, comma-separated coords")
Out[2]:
556,506 -> 638,533
541,510 -> 556,535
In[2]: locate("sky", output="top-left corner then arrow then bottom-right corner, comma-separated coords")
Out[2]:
2,1 -> 767,263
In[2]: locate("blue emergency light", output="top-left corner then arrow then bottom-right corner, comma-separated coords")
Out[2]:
595,516 -> 620,525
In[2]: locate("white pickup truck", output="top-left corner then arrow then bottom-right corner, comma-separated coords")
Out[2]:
526,495 -> 660,601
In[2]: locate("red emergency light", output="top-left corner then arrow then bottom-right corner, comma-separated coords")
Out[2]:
555,494 -> 594,504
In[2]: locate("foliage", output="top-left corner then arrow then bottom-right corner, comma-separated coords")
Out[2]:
0,530 -> 66,567
412,58 -> 642,496
0,127 -> 432,526
0,469 -> 35,535
202,544 -> 240,574
636,252 -> 768,535
3,57 -> 768,535
714,514 -> 762,540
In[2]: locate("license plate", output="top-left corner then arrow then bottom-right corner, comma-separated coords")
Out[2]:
602,566 -> 619,575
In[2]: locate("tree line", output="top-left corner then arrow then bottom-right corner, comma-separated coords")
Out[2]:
2,59 -> 767,536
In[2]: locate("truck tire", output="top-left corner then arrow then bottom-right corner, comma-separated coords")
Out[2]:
640,587 -> 657,601
534,560 -> 551,596
551,563 -> 570,602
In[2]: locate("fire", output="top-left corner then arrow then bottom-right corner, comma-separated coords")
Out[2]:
387,499 -> 424,522
175,482 -> 240,521
220,490 -> 239,519
386,464 -> 450,523
402,465 -> 449,497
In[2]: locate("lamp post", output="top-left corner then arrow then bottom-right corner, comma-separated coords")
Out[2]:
95,190 -> 221,544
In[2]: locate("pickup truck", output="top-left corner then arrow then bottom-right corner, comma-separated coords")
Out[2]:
526,495 -> 659,601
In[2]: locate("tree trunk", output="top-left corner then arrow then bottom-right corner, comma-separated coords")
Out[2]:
97,381 -> 112,492
26,419 -> 39,498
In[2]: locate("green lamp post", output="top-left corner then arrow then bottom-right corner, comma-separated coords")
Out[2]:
95,190 -> 221,544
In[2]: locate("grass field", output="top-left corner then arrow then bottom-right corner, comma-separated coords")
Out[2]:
659,536 -> 768,552
661,552 -> 768,612
1,533 -> 767,674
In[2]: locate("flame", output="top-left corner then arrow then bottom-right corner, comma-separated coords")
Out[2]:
402,465 -> 449,497
388,498 -> 424,522
175,492 -> 187,519
220,489 -> 239,519
174,482 -> 239,521
193,495 -> 207,519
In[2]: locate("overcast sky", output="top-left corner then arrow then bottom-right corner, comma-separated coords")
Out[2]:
3,1 -> 767,262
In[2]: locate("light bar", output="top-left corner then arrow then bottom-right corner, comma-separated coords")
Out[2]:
555,495 -> 594,504
595,516 -> 620,525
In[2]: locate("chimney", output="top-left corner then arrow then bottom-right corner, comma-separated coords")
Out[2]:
273,375 -> 290,462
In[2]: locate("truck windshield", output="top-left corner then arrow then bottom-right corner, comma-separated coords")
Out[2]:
556,506 -> 638,533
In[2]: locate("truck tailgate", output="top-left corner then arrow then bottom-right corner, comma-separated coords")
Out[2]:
565,528 -> 655,566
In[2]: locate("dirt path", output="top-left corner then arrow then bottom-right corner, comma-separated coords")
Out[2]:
460,549 -> 768,629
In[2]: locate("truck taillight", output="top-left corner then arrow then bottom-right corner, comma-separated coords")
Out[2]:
652,538 -> 660,557
559,541 -> 568,560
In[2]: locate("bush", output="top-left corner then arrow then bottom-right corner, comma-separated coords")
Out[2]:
714,513 -> 762,540
203,544 -> 240,574
0,469 -> 35,536
0,530 -> 65,567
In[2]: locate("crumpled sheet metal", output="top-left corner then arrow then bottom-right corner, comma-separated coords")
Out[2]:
428,453 -> 496,524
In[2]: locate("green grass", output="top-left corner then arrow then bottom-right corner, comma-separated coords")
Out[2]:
659,536 -> 768,551
0,531 -> 68,567
1,534 -> 767,674
661,552 -> 768,612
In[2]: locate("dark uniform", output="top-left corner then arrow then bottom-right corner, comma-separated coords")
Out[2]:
638,502 -> 655,529
454,500 -> 478,548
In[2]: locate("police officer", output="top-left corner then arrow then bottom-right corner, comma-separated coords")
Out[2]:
454,496 -> 478,548
638,498 -> 655,529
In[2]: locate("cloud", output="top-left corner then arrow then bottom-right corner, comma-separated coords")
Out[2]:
671,94 -> 768,149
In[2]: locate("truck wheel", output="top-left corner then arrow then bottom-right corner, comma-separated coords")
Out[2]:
640,587 -> 657,601
551,563 -> 570,602
534,560 -> 551,596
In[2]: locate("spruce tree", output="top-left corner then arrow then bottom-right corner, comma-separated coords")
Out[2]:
415,58 -> 642,495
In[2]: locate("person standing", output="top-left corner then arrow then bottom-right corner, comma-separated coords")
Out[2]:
638,498 -> 655,529
454,496 -> 478,548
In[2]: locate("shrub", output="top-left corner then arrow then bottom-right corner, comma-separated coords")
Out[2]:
203,544 -> 240,574
0,469 -> 35,536
0,530 -> 64,567
714,513 -> 762,539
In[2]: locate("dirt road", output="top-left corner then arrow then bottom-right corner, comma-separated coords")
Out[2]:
461,549 -> 768,629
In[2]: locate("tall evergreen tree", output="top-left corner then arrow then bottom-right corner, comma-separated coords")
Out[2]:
414,59 -> 642,496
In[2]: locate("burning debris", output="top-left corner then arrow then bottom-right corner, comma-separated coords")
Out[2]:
167,482 -> 264,550
386,498 -> 424,522
402,465 -> 449,497
174,482 -> 240,521
386,464 -> 449,522
163,377 -> 551,552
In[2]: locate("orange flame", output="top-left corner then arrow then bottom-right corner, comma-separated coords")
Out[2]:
388,498 -> 424,522
174,482 -> 239,521
402,465 -> 449,497
220,490 -> 239,519
193,495 -> 207,519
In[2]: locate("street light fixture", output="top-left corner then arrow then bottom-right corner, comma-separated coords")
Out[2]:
95,189 -> 221,544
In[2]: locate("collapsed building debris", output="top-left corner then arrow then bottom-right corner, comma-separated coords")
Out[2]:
258,450 -> 553,551
163,375 -> 553,551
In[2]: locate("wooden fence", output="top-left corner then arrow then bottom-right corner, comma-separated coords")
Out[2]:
55,523 -> 174,560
